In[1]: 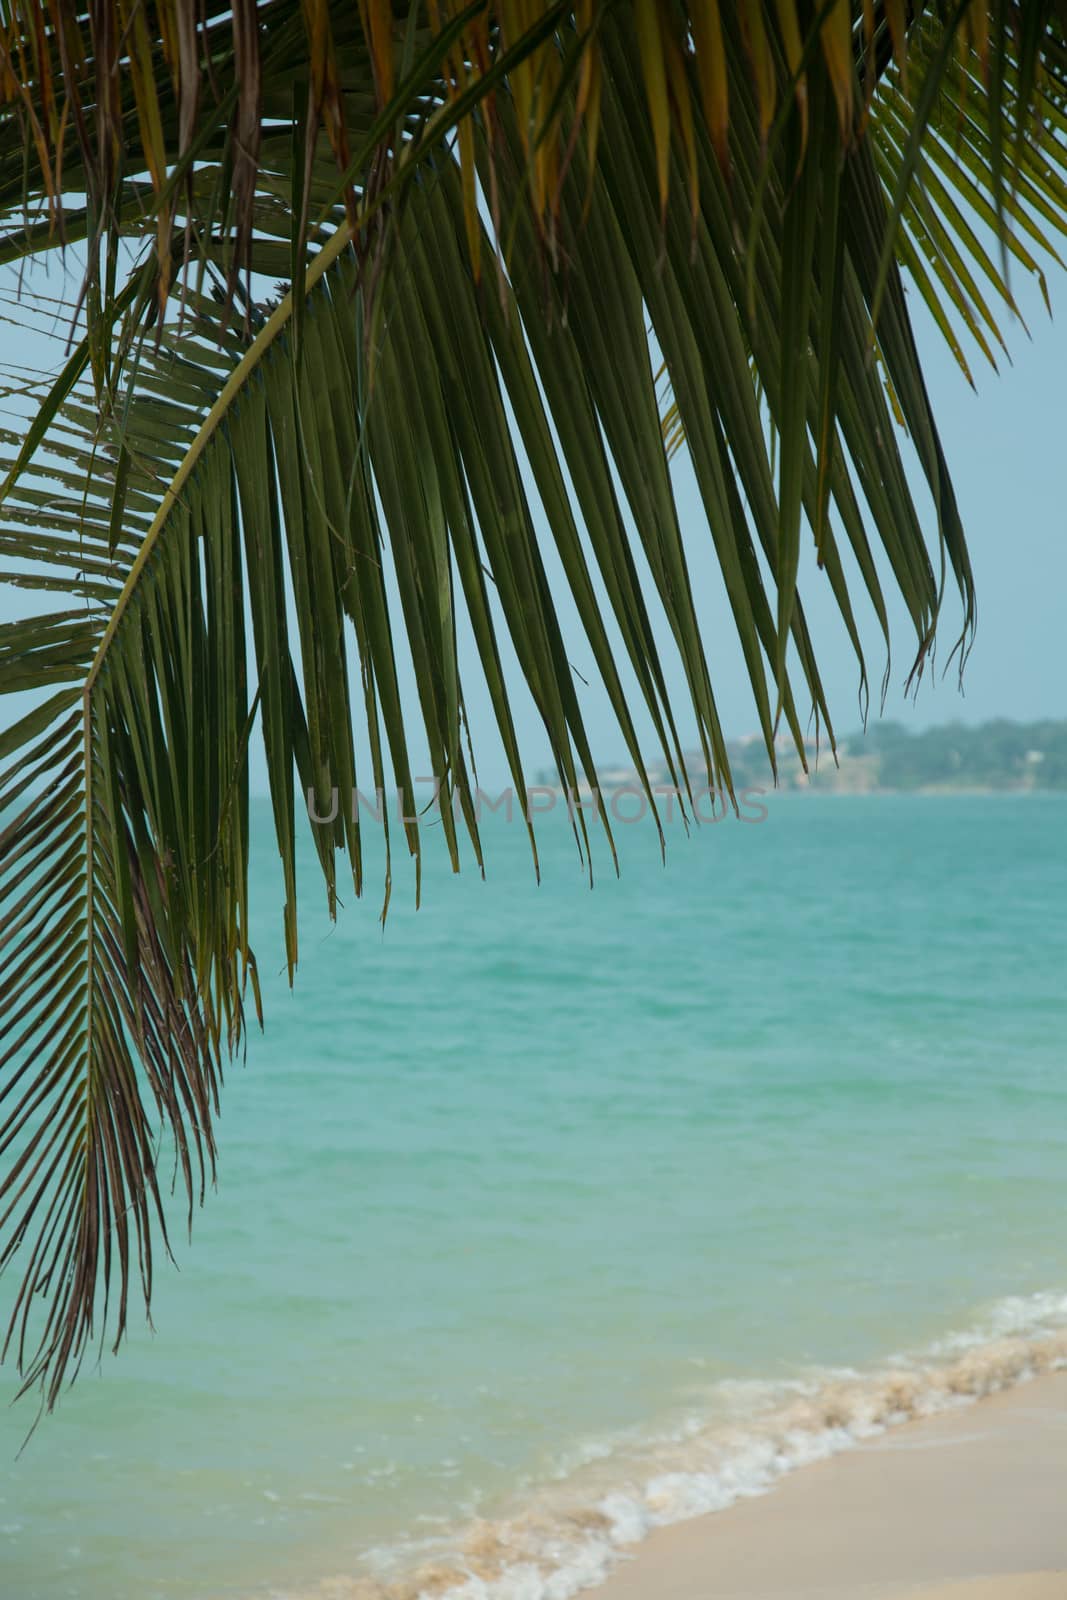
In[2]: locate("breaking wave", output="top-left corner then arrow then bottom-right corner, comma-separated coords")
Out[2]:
278,1290 -> 1067,1600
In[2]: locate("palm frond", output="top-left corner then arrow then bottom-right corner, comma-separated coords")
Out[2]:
869,4 -> 1067,378
1,3 -> 1064,1407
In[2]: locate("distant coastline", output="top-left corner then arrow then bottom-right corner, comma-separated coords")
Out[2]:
543,719 -> 1067,797
745,717 -> 1067,794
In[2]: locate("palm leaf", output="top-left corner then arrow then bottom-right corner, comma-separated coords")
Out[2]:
2,3 -> 1065,1407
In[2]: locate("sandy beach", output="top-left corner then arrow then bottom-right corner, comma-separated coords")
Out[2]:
590,1371 -> 1067,1600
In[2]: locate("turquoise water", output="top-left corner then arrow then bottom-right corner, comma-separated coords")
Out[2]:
1,793 -> 1065,1600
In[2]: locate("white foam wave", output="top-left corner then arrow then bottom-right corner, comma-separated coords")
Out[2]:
280,1289 -> 1067,1600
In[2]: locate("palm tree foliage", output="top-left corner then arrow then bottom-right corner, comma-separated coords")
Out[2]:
1,0 -> 1066,1407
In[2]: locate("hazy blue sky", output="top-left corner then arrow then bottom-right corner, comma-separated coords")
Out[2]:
2,256 -> 1064,788
782,274 -> 1066,733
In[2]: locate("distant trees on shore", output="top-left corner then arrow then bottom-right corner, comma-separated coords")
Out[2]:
738,720 -> 1067,793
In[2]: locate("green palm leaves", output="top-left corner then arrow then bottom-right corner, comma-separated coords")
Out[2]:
1,4 -> 1065,1406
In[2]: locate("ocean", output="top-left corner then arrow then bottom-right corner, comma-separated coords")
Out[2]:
2,791 -> 1065,1600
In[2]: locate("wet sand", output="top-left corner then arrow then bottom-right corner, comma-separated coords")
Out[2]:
590,1370 -> 1067,1600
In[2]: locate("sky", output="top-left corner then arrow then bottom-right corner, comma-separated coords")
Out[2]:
783,273 -> 1067,734
1,250 -> 1065,791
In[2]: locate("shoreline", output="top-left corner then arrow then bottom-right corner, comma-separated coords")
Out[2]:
295,1310 -> 1067,1600
586,1370 -> 1067,1600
